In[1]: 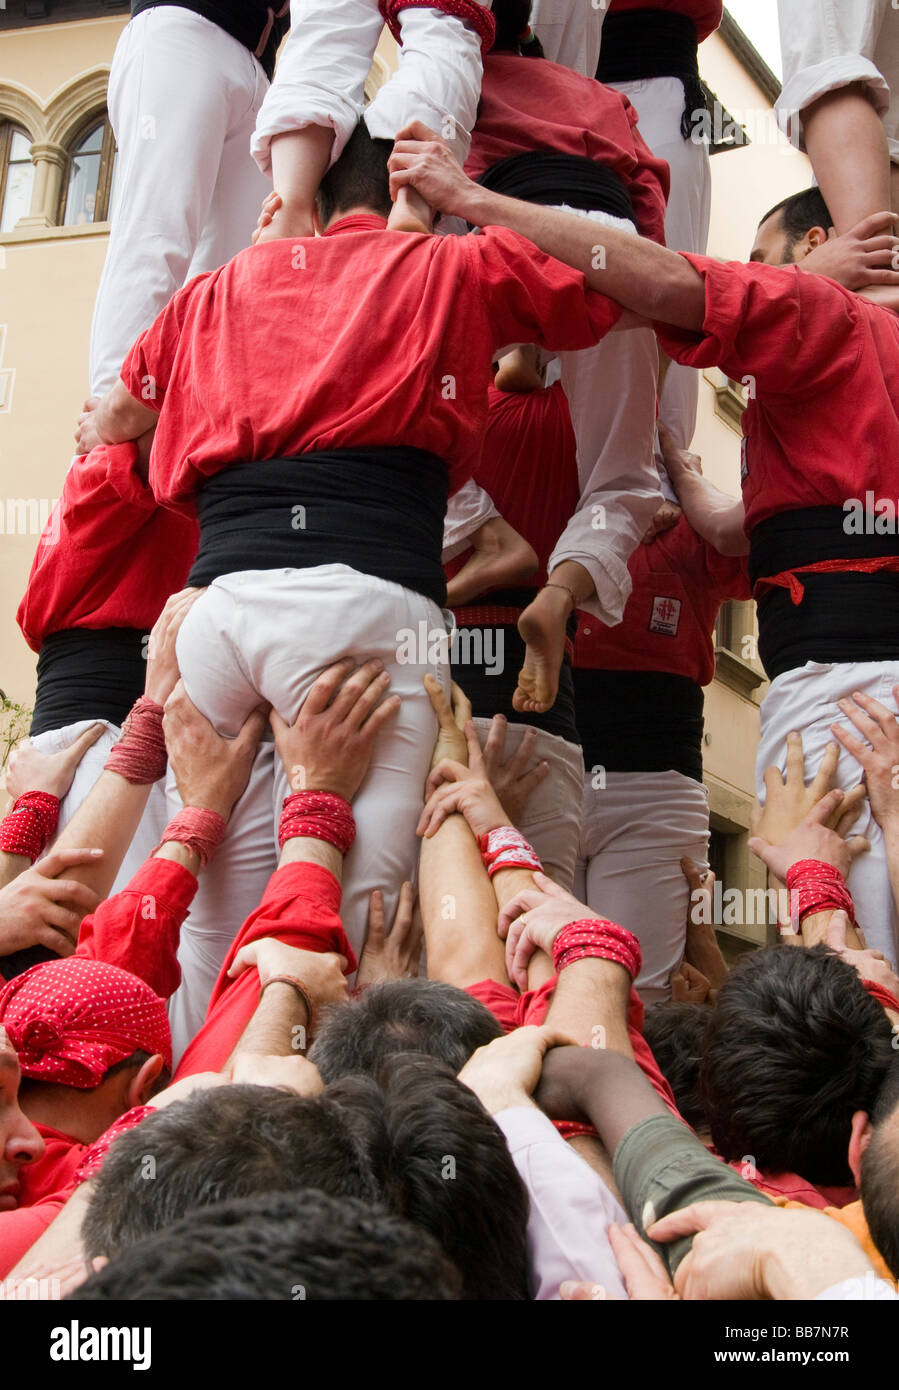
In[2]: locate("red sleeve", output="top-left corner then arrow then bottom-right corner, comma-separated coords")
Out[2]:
75,858 -> 198,1001
655,254 -> 863,398
0,1197 -> 69,1278
173,861 -> 356,1079
624,100 -> 670,246
468,227 -> 621,355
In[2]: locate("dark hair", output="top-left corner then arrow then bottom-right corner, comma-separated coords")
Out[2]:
309,978 -> 503,1083
700,945 -> 894,1185
317,120 -> 393,225
759,185 -> 834,256
490,0 -> 544,55
19,1049 -> 171,1099
82,1083 -> 383,1259
374,1054 -> 530,1300
643,1002 -> 711,1131
860,1057 -> 899,1277
70,1189 -> 462,1301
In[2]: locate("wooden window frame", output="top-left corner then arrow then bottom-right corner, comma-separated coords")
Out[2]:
0,122 -> 34,228
57,113 -> 116,226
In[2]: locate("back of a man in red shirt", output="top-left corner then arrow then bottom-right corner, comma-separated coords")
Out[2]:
77,122 -> 619,1045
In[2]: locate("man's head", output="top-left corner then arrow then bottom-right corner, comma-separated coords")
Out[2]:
700,944 -> 895,1185
72,1189 -> 462,1301
491,0 -> 544,55
643,1002 -> 710,1133
750,186 -> 834,266
857,1056 -> 899,1278
308,978 -> 503,1083
0,1025 -> 44,1209
316,121 -> 393,229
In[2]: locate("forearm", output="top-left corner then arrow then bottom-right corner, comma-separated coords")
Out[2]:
420,813 -> 508,986
544,958 -> 634,1056
673,470 -> 748,557
94,380 -> 158,446
490,864 -> 554,988
53,772 -> 153,899
227,979 -> 310,1064
0,851 -> 30,889
8,1181 -> 93,1280
882,825 -> 899,931
278,834 -> 343,882
462,185 -> 707,331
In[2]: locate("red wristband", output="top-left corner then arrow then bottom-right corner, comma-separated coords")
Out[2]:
73,1104 -> 154,1184
279,792 -> 356,854
0,791 -> 59,862
554,1120 -> 600,1142
104,696 -> 167,785
478,826 -> 543,878
863,980 -> 899,1015
784,859 -> 857,929
379,0 -> 496,54
552,919 -> 643,983
156,807 -> 227,869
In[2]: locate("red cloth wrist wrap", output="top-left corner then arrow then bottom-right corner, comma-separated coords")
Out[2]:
863,981 -> 899,1015
554,1120 -> 600,1142
478,826 -> 542,878
0,791 -> 59,861
279,792 -> 356,854
552,919 -> 643,982
785,859 -> 856,929
157,808 -> 227,869
379,0 -> 496,53
104,696 -> 167,785
73,1104 -> 155,1184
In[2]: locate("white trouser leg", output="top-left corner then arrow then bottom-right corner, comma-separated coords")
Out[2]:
775,0 -> 893,152
442,478 -> 500,560
170,564 -> 449,1035
471,717 -> 584,891
90,7 -> 269,394
529,0 -> 606,77
609,75 -> 712,449
574,770 -> 710,1006
28,719 -> 169,894
757,660 -> 899,963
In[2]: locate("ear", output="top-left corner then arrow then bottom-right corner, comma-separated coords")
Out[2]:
127,1053 -> 166,1108
801,224 -> 830,255
848,1109 -> 873,1186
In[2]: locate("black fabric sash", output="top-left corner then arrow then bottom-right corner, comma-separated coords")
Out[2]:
573,667 -> 704,782
596,9 -> 709,140
750,507 -> 899,682
31,628 -> 146,736
477,151 -> 636,222
188,447 -> 449,607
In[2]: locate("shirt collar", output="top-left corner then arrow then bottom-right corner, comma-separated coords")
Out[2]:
323,213 -> 389,237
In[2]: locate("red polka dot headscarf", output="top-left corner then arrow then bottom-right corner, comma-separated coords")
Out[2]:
0,957 -> 171,1088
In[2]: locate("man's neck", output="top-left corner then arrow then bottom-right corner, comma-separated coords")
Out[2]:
20,1080 -> 122,1145
323,206 -> 387,231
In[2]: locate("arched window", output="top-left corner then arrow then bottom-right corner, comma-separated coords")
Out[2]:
0,123 -> 35,232
59,115 -> 117,226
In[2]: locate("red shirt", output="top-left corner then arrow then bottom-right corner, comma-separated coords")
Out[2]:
122,216 -> 620,507
175,862 -> 355,1079
467,54 -> 669,244
607,0 -> 722,44
657,256 -> 899,536
574,516 -> 749,684
17,443 -> 198,652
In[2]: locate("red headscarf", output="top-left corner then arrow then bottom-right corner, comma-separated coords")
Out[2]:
0,957 -> 171,1088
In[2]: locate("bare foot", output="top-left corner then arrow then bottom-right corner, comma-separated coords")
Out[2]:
494,345 -> 543,393
446,518 -> 537,607
388,185 -> 434,235
513,587 -> 570,713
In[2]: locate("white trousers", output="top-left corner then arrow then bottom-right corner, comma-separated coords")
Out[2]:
252,0 -> 487,174
470,717 -> 584,892
609,75 -> 712,451
574,769 -> 710,1006
90,7 -> 272,395
529,0 -> 606,78
28,719 -> 169,896
757,660 -> 899,963
167,564 -> 449,1055
776,0 -> 899,162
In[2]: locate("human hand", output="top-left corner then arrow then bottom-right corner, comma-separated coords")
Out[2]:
831,686 -> 899,837
799,211 -> 899,289
272,658 -> 400,802
476,715 -> 549,826
457,1024 -> 574,1115
749,787 -> 869,884
4,723 -> 105,801
163,682 -> 267,820
252,190 -> 316,245
641,499 -> 682,545
143,588 -> 205,706
656,423 -> 702,492
388,122 -> 481,222
227,1053 -> 324,1096
752,732 -> 868,868
0,847 -> 102,956
73,396 -> 102,455
498,871 -> 600,990
355,881 -> 422,988
670,960 -> 711,1003
424,673 -> 471,770
824,910 -> 899,991
227,937 -> 349,1011
417,725 -> 510,841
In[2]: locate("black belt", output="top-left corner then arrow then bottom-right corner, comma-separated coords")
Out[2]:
596,9 -> 709,140
130,1 -> 289,80
750,507 -> 899,682
31,628 -> 147,737
189,447 -> 449,608
477,151 -> 636,222
573,668 -> 704,782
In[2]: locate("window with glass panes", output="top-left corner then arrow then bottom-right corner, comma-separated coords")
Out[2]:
0,125 -> 35,233
59,117 -> 117,226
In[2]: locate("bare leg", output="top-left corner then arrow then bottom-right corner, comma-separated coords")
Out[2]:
256,125 -> 335,243
802,85 -> 891,234
445,517 -> 537,607
514,559 -> 593,714
494,345 -> 544,393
